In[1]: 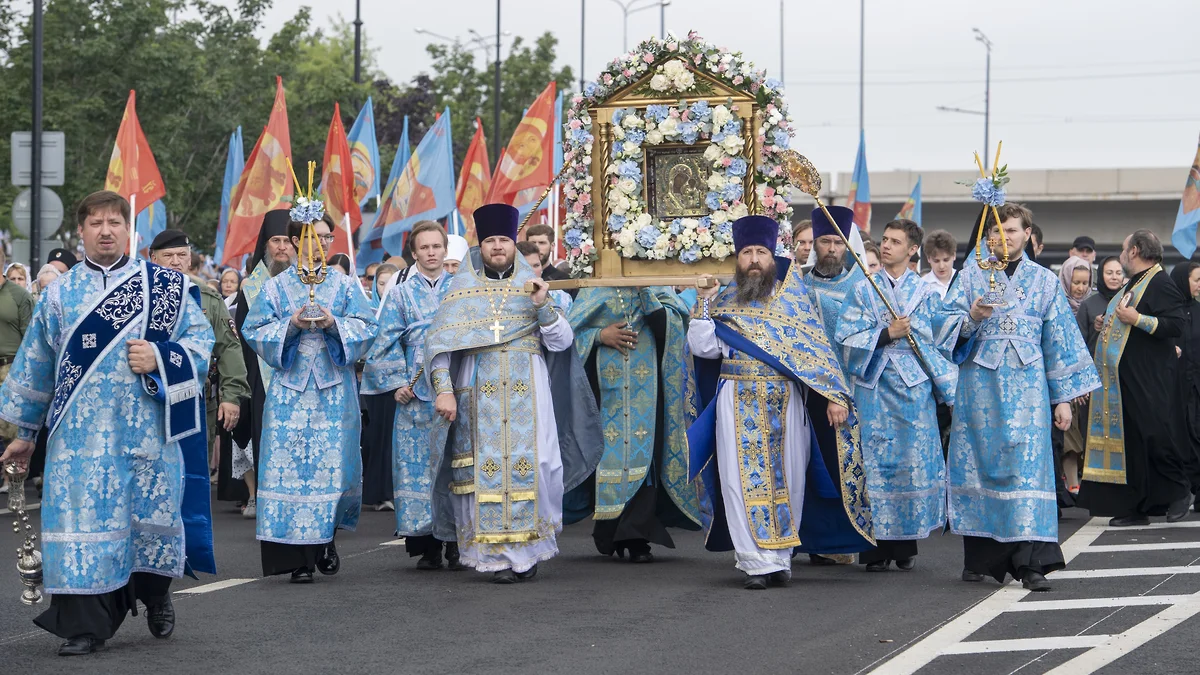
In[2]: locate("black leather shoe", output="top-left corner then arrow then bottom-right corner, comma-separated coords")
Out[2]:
768,570 -> 791,587
865,560 -> 890,572
416,544 -> 444,571
289,568 -> 314,584
1108,515 -> 1150,527
1022,571 -> 1052,592
492,569 -> 518,584
627,541 -> 654,564
515,564 -> 538,581
444,542 -> 466,571
145,594 -> 175,639
808,554 -> 836,566
317,542 -> 340,575
961,569 -> 984,582
58,637 -> 104,656
895,557 -> 916,571
744,574 -> 768,590
1167,494 -> 1194,523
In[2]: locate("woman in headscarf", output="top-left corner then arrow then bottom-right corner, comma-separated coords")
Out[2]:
5,262 -> 31,291
1076,256 -> 1125,354
1057,255 -> 1094,494
327,254 -> 352,277
219,267 -> 241,300
1170,262 -> 1200,511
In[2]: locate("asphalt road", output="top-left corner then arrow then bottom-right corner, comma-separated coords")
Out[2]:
0,489 -> 1197,675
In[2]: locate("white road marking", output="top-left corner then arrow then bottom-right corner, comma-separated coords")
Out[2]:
1043,592 -> 1200,674
1102,521 -> 1200,531
175,578 -> 255,594
1054,565 -> 1200,579
380,538 -> 407,546
941,635 -> 1111,655
1082,541 -> 1200,553
1007,595 -> 1192,611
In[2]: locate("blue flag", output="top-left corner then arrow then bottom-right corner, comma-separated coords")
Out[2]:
1171,134 -> 1200,259
371,108 -> 456,256
214,127 -> 243,264
895,176 -> 922,225
359,117 -> 412,272
136,198 -> 167,253
846,129 -> 871,233
347,96 -> 382,207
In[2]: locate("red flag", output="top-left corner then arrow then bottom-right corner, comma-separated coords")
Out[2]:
222,77 -> 293,267
455,119 -> 491,245
320,102 -> 362,257
105,90 -> 165,217
488,82 -> 556,201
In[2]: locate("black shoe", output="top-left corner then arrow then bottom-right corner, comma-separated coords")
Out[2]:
895,557 -> 916,571
961,569 -> 984,582
317,542 -> 340,575
145,594 -> 175,639
58,637 -> 105,656
743,574 -> 768,590
627,541 -> 654,564
492,569 -> 518,584
444,542 -> 466,571
515,564 -> 538,581
808,554 -> 836,566
289,568 -> 314,584
1108,514 -> 1150,527
865,560 -> 890,572
768,570 -> 791,587
1167,494 -> 1194,523
417,544 -> 445,571
1022,571 -> 1052,592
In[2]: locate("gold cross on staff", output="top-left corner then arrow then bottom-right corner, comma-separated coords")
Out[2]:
489,318 -> 505,343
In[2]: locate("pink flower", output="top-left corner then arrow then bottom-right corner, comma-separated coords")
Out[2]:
766,103 -> 776,113
643,52 -> 654,63
579,193 -> 591,205
694,55 -> 703,65
667,41 -> 677,51
749,82 -> 759,93
572,202 -> 584,214
763,186 -> 775,198
733,75 -> 744,85
571,247 -> 582,256
581,243 -> 593,254
569,119 -> 582,130
721,157 -> 732,167
572,95 -> 583,105
775,196 -> 789,210
602,73 -> 614,84
670,108 -> 681,118
680,110 -> 690,121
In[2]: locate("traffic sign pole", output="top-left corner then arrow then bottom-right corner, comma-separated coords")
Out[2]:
31,0 -> 44,267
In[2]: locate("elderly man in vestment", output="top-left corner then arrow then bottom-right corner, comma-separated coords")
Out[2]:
687,215 -> 875,590
937,203 -> 1100,591
0,191 -> 215,655
364,220 -> 461,570
1079,229 -> 1192,524
424,204 -> 602,584
242,212 -> 378,583
835,219 -> 956,572
565,284 -> 701,562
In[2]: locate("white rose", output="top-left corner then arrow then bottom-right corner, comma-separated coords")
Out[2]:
635,212 -> 653,228
680,217 -> 699,230
583,142 -> 593,155
673,71 -> 695,90
645,129 -> 664,145
649,73 -> 669,91
703,144 -> 723,162
729,203 -> 749,219
663,60 -> 685,78
712,243 -> 730,258
618,228 -> 637,247
612,125 -> 626,140
611,194 -> 630,215
657,117 -> 678,135
710,209 -> 729,225
618,178 -> 638,195
721,135 -> 742,154
712,105 -> 732,128
622,114 -> 642,129
697,231 -> 714,247
707,173 -> 726,191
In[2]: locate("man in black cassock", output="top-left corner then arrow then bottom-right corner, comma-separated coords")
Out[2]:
1079,229 -> 1193,525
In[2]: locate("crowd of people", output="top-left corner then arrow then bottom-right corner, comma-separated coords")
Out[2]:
0,188 -> 1197,658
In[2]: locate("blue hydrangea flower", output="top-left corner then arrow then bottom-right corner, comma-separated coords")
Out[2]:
564,228 -> 583,247
690,100 -> 711,120
612,108 -> 626,126
721,182 -> 743,201
645,104 -> 670,123
971,178 -> 1006,207
625,128 -> 646,145
679,122 -> 699,145
584,82 -> 598,97
716,221 -> 733,238
765,78 -> 783,90
727,158 -> 748,177
669,218 -> 683,235
616,160 -> 642,179
771,129 -> 790,148
570,129 -> 592,144
680,245 -> 701,264
700,215 -> 713,229
607,214 -> 627,232
723,119 -> 741,135
637,225 -> 659,249
705,191 -> 722,210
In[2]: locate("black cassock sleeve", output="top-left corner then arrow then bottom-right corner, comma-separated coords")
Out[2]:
1136,273 -> 1187,341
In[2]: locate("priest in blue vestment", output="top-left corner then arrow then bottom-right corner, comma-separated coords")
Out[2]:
687,215 -> 875,590
0,191 -> 215,656
836,219 -> 957,572
424,204 -> 602,584
937,203 -> 1099,591
364,220 -> 460,570
242,212 -> 379,583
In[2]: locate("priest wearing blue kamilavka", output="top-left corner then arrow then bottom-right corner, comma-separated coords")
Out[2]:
241,209 -> 379,584
835,219 -> 957,572
937,202 -> 1100,592
687,215 -> 875,591
0,191 -> 215,656
424,204 -> 602,584
363,220 -> 461,571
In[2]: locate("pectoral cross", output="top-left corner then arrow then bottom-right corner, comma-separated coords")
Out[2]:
489,318 -> 505,343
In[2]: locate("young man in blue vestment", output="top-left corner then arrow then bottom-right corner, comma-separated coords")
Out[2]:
937,203 -> 1100,591
242,213 -> 379,584
0,191 -> 215,656
364,220 -> 462,571
836,219 -> 957,572
688,215 -> 875,590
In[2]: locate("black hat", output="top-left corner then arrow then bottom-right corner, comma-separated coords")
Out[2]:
249,209 -> 292,270
473,204 -> 519,242
46,248 -> 77,269
149,229 -> 190,252
1071,236 -> 1096,252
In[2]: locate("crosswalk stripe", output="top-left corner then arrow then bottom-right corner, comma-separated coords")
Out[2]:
1007,594 -> 1192,611
1054,565 -> 1200,579
941,635 -> 1111,655
175,578 -> 255,594
1043,592 -> 1200,674
1082,541 -> 1200,553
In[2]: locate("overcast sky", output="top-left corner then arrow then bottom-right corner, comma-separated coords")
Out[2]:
244,0 -> 1200,174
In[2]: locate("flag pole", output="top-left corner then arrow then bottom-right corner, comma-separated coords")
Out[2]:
341,213 -> 359,281
129,193 -> 137,259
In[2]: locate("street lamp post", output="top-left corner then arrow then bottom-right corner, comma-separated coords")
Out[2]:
935,28 -> 994,168
353,0 -> 362,84
609,0 -> 670,52
580,0 -> 586,91
494,1 -> 502,162
414,23 -> 510,160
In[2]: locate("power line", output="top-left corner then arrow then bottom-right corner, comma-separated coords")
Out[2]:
786,68 -> 1200,87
